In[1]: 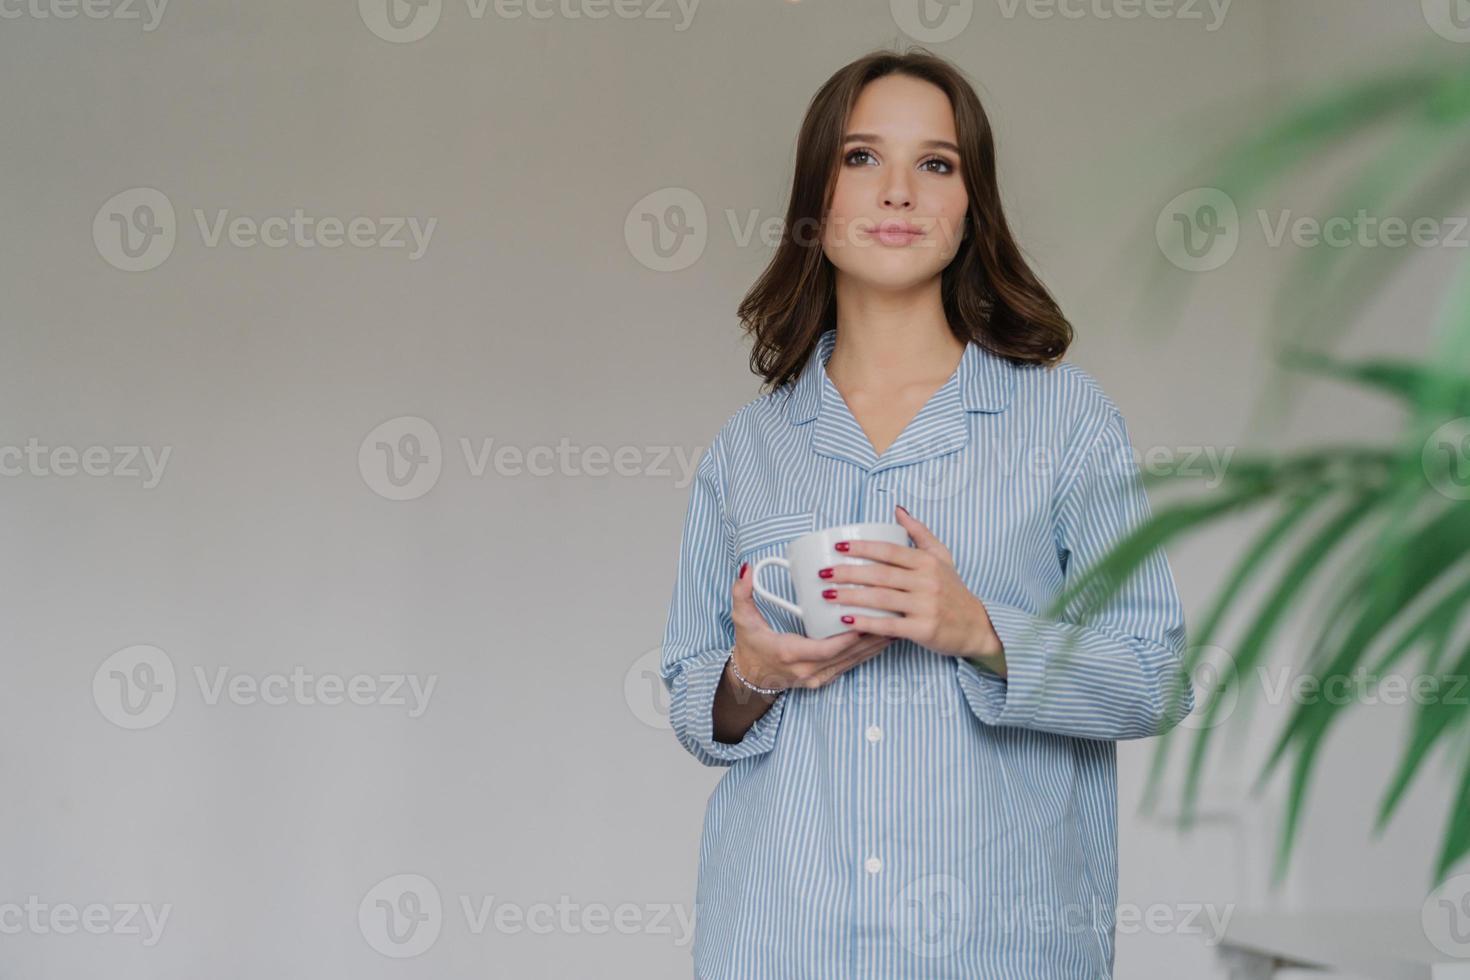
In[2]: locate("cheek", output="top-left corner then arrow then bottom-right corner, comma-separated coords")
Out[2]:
929,190 -> 970,250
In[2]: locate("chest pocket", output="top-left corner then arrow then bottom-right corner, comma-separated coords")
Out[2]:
734,510 -> 816,635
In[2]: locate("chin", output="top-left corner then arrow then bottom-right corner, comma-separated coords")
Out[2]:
843,260 -> 947,292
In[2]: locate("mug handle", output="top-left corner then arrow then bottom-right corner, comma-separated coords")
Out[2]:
751,557 -> 804,618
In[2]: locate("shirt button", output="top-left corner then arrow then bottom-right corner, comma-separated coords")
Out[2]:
864,855 -> 883,874
865,724 -> 882,743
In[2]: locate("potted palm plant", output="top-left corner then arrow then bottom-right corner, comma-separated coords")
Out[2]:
966,41 -> 1470,893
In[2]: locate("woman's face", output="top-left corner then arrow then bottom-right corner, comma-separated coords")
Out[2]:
821,74 -> 970,292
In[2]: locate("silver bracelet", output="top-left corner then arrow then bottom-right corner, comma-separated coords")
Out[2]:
726,648 -> 784,696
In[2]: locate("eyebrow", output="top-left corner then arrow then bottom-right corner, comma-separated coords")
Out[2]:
843,133 -> 960,154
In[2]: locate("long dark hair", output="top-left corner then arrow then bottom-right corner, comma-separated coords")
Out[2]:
737,47 -> 1073,392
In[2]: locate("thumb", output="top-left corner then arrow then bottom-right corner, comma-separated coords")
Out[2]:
730,560 -> 771,633
895,503 -> 953,562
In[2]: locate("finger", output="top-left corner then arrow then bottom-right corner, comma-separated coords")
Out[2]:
760,632 -> 871,690
846,634 -> 893,663
730,561 -> 773,634
808,635 -> 891,686
823,561 -> 919,592
853,636 -> 893,666
894,504 -> 954,563
832,538 -> 925,571
779,627 -> 871,664
829,631 -> 893,668
839,612 -> 920,643
823,585 -> 915,615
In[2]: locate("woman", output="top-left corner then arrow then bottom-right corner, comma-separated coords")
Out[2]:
659,48 -> 1195,979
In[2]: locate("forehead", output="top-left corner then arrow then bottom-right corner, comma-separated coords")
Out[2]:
846,75 -> 957,144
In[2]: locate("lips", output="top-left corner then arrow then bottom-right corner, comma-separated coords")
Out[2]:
870,220 -> 925,245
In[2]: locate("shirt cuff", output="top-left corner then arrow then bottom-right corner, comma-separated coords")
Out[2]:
675,646 -> 789,766
953,601 -> 1049,730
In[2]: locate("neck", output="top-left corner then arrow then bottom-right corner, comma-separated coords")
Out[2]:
826,278 -> 964,393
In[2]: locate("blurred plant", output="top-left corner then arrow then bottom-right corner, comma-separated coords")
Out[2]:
967,44 -> 1470,890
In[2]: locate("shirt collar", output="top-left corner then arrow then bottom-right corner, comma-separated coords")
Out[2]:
784,326 -> 1016,424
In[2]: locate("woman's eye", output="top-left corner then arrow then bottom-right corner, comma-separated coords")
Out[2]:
844,149 -> 955,174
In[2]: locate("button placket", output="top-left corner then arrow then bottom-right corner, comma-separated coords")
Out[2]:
870,483 -> 889,523
863,721 -> 882,870
858,498 -> 887,872
855,475 -> 894,896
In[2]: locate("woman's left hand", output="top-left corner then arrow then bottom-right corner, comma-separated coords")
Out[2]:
820,504 -> 1007,675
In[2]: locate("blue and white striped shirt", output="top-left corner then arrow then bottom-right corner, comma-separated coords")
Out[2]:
660,325 -> 1194,979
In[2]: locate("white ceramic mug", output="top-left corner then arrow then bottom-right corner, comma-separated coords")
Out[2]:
751,521 -> 912,639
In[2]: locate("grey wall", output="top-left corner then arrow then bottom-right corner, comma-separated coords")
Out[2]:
1,1 -> 1459,977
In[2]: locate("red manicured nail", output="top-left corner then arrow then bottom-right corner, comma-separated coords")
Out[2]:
739,561 -> 748,579
818,568 -> 833,579
822,588 -> 837,599
840,614 -> 854,624
835,541 -> 849,552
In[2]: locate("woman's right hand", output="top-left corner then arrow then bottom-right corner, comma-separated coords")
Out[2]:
728,560 -> 892,693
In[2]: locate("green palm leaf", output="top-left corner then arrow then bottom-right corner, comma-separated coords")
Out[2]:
1100,44 -> 1470,892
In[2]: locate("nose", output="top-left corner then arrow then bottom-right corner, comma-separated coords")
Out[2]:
881,171 -> 914,210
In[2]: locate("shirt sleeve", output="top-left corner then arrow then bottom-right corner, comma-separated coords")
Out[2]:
659,438 -> 790,766
954,406 -> 1196,741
